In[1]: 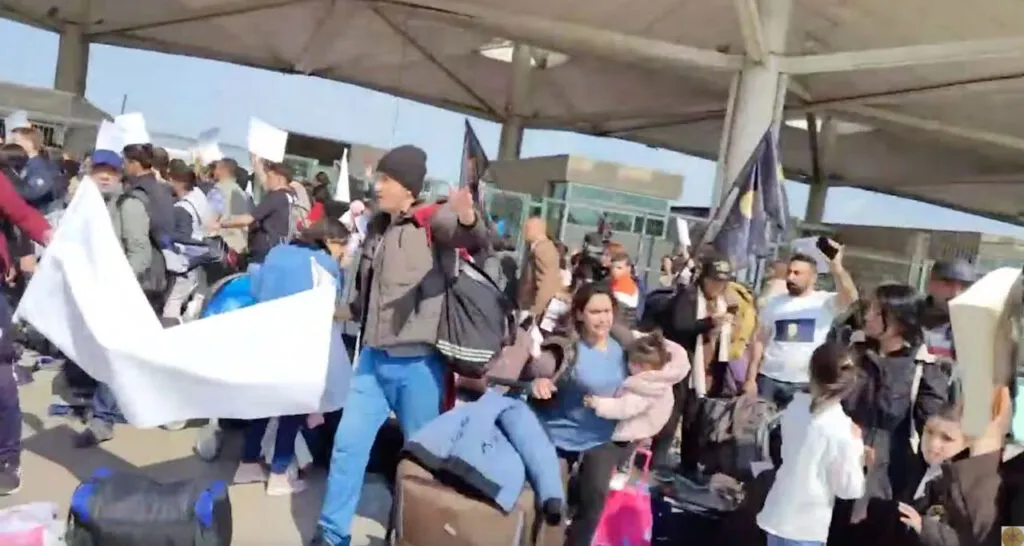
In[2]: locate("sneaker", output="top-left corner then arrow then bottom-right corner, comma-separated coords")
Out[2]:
233,462 -> 267,485
161,421 -> 187,431
0,465 -> 21,496
193,422 -> 224,462
266,468 -> 307,496
74,421 -> 114,449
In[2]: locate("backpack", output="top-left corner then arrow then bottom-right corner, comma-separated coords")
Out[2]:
175,200 -> 241,275
725,281 -> 757,361
411,203 -> 515,379
286,186 -> 312,241
66,468 -> 232,546
116,189 -> 168,295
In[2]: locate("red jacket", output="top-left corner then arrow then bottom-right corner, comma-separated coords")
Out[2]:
0,171 -> 50,271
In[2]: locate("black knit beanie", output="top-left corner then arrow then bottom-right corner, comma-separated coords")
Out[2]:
376,145 -> 427,197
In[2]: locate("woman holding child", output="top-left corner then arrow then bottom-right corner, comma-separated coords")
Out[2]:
529,282 -> 689,546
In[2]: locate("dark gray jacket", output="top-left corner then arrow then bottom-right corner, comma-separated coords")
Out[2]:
358,202 -> 488,354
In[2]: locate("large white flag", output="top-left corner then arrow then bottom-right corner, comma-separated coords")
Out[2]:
16,180 -> 351,427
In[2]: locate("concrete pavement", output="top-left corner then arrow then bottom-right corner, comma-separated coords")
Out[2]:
0,367 -> 391,545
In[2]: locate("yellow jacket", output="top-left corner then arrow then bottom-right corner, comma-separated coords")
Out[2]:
726,282 -> 757,361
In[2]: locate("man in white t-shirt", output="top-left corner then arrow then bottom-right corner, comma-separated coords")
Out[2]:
746,241 -> 858,407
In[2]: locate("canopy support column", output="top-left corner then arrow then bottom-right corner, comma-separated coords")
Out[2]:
498,43 -> 533,160
54,23 -> 90,96
804,115 -> 838,223
711,0 -> 793,209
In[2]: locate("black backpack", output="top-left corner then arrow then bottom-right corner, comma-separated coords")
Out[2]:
67,468 -> 232,546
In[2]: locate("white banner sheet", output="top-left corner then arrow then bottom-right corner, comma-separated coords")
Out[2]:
17,180 -> 351,427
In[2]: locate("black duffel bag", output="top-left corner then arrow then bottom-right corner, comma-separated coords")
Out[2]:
435,254 -> 516,378
66,468 -> 232,546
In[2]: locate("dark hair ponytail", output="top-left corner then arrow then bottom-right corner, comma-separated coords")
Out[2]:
809,341 -> 859,413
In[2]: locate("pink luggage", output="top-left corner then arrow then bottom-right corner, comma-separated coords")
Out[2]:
591,449 -> 653,546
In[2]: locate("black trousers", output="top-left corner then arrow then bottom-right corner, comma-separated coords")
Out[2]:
558,441 -> 631,546
651,376 -> 703,472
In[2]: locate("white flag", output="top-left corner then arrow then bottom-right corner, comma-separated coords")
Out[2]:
332,148 -> 351,203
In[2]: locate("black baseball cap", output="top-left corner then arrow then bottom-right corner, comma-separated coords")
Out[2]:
700,256 -> 734,281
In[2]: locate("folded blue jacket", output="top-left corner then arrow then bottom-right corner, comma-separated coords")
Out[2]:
406,390 -> 564,513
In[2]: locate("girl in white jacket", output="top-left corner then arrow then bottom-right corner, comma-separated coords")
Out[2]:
757,341 -> 867,546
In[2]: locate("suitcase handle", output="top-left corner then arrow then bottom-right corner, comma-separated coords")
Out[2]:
634,448 -> 653,480
617,447 -> 653,482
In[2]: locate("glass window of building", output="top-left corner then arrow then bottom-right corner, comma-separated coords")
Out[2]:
567,183 -> 668,213
550,182 -> 568,201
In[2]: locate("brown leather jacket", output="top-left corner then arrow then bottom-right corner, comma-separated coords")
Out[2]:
517,238 -> 562,317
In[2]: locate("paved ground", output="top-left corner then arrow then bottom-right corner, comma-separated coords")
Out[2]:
0,366 -> 391,545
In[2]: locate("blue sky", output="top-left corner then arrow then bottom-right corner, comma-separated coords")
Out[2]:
4,19 -> 1024,237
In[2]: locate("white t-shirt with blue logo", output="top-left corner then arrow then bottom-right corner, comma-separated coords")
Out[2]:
760,290 -> 839,384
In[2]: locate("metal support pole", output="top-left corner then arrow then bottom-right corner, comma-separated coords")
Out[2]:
54,23 -> 90,96
804,115 -> 837,223
711,0 -> 793,210
497,43 -> 532,161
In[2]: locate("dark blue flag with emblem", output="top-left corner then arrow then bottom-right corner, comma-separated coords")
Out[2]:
701,130 -> 787,270
460,119 -> 490,211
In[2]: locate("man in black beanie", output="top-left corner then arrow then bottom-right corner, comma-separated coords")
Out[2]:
314,144 -> 489,546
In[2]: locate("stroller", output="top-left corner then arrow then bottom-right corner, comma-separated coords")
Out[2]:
191,273 -> 259,461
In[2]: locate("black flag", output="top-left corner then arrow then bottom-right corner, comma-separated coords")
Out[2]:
701,130 -> 788,270
459,119 -> 490,210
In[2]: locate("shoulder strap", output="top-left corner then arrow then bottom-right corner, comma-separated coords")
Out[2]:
909,361 -> 925,453
177,198 -> 200,221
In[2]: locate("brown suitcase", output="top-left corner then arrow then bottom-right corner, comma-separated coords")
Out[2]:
391,459 -> 564,546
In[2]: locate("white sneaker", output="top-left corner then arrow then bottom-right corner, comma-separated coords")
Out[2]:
266,469 -> 307,496
233,462 -> 267,485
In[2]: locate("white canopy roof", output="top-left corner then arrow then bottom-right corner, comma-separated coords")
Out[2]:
6,0 -> 1024,222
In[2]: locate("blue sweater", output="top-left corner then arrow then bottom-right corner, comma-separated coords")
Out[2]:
406,390 -> 565,513
537,339 -> 627,452
250,243 -> 343,304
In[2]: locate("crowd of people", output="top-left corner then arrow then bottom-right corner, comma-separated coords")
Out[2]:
0,124 -> 1021,546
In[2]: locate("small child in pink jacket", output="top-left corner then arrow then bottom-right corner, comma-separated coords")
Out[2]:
584,331 -> 690,441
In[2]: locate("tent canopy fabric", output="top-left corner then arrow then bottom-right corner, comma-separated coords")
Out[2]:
6,0 -> 1024,222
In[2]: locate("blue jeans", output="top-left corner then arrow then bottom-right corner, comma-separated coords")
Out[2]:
242,415 -> 306,474
766,533 -> 824,546
92,382 -> 126,425
317,347 -> 445,546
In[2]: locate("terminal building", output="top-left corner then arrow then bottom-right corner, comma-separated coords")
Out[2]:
488,154 -> 685,284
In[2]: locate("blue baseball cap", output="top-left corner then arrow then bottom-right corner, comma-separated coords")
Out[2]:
91,149 -> 122,170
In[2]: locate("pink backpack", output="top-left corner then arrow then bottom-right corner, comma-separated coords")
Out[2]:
591,449 -> 654,546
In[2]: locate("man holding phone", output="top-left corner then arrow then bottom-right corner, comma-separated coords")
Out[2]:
746,238 -> 858,408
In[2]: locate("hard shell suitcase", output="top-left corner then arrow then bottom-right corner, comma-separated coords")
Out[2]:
391,459 -> 563,546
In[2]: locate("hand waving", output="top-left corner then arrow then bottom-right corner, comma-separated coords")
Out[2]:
448,187 -> 477,225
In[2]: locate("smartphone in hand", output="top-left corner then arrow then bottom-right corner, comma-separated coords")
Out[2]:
816,236 -> 839,260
